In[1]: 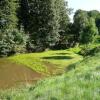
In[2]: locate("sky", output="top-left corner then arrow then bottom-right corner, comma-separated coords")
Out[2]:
67,0 -> 100,20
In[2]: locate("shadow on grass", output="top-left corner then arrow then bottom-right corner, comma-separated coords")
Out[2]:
55,53 -> 71,55
42,56 -> 73,60
65,62 -> 80,72
66,64 -> 76,72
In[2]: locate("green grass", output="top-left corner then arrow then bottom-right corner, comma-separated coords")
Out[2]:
8,50 -> 82,75
30,52 -> 100,100
0,49 -> 100,100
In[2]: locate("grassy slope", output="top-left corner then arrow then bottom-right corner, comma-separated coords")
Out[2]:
0,51 -> 100,100
8,50 -> 82,75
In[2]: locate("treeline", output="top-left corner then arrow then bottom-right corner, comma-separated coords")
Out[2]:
72,10 -> 100,44
0,0 -> 100,57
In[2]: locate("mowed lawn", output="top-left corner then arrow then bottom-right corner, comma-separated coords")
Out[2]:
8,50 -> 83,76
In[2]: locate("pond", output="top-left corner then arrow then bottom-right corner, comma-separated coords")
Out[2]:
0,58 -> 43,89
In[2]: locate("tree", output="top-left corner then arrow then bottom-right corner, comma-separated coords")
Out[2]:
88,10 -> 100,35
27,0 -> 60,50
25,0 -> 70,51
18,0 -> 30,32
0,0 -> 27,56
0,29 -> 27,56
73,10 -> 99,44
18,0 -> 70,51
96,17 -> 100,35
0,0 -> 18,32
54,0 -> 70,49
80,18 -> 98,44
88,10 -> 100,19
73,10 -> 88,43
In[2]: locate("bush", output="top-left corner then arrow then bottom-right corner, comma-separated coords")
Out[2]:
0,31 -> 14,57
94,35 -> 100,43
26,38 -> 46,52
0,29 -> 27,57
26,41 -> 45,52
78,45 -> 100,56
12,30 -> 28,54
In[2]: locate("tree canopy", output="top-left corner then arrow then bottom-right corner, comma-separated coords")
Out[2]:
0,0 -> 100,56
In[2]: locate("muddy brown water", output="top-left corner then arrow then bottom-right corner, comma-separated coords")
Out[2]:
0,59 -> 44,89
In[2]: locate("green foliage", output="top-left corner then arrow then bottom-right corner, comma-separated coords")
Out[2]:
22,0 -> 60,48
88,10 -> 100,35
68,46 -> 81,54
0,0 -> 100,55
79,45 -> 100,56
73,10 -> 99,44
96,17 -> 100,35
95,35 -> 100,43
18,0 -> 30,32
0,0 -> 27,56
80,18 -> 98,44
0,30 -> 14,57
74,10 -> 88,30
12,30 -> 28,53
0,0 -> 18,31
55,0 -> 70,48
19,0 -> 70,51
0,29 -> 27,57
0,0 -> 71,56
71,10 -> 89,45
88,10 -> 100,19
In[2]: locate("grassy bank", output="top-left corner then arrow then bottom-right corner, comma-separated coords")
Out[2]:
8,50 -> 82,75
0,49 -> 82,89
0,50 -> 100,100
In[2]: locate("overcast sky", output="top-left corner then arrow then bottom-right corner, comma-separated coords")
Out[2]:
67,0 -> 100,20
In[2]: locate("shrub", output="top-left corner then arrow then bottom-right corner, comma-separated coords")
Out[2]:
26,38 -> 45,52
79,45 -> 100,56
0,29 -> 27,57
12,29 -> 28,54
94,35 -> 100,43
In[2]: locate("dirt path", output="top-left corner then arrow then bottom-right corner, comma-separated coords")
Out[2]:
0,59 -> 44,89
